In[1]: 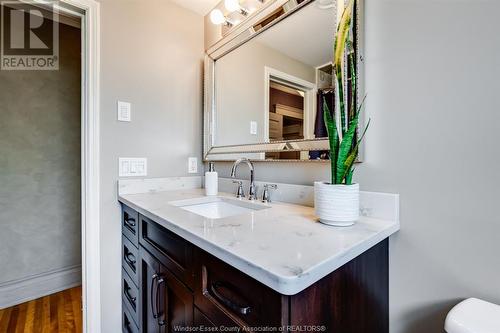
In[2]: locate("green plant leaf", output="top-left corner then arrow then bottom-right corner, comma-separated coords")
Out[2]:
323,98 -> 338,184
347,40 -> 357,121
334,0 -> 355,134
335,72 -> 346,134
345,168 -> 354,185
336,96 -> 366,183
340,117 -> 370,183
334,0 -> 354,71
328,0 -> 369,185
336,118 -> 358,183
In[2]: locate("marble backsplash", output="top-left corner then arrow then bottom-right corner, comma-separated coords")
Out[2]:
118,176 -> 399,223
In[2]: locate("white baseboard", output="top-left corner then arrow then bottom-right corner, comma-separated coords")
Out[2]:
0,265 -> 82,309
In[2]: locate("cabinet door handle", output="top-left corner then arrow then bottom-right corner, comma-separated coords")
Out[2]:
156,276 -> 166,326
150,274 -> 158,319
210,281 -> 252,315
151,273 -> 166,324
124,286 -> 136,308
124,218 -> 136,229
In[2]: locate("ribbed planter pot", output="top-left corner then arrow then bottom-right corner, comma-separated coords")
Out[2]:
314,182 -> 360,226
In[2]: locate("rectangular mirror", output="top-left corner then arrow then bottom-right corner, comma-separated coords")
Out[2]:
204,0 -> 363,161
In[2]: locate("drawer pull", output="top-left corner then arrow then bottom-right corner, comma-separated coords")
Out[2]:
124,252 -> 136,267
210,281 -> 252,316
124,218 -> 136,230
124,286 -> 137,308
124,313 -> 134,333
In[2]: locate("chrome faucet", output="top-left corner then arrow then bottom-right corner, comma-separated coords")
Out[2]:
230,158 -> 256,200
261,184 -> 278,203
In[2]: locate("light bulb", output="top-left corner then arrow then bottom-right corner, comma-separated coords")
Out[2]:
224,0 -> 240,13
210,9 -> 226,25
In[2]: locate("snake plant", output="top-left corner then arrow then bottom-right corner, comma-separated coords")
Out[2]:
325,0 -> 370,185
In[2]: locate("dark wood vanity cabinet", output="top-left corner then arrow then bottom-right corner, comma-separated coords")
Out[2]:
121,204 -> 389,333
193,249 -> 288,328
138,247 -> 193,332
138,214 -> 194,289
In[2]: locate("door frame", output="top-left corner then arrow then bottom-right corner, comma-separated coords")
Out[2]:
76,1 -> 100,332
29,0 -> 101,331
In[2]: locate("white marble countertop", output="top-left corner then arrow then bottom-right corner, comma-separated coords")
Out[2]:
118,183 -> 399,295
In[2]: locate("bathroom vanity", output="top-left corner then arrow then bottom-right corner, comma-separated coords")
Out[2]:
118,179 -> 399,333
118,0 -> 390,331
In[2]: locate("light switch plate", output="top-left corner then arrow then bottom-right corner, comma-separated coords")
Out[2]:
119,158 -> 147,177
188,157 -> 198,174
117,101 -> 131,122
250,121 -> 258,135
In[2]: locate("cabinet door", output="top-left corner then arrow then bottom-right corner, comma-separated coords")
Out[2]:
193,307 -> 216,328
159,265 -> 194,332
139,247 -> 166,333
140,247 -> 194,333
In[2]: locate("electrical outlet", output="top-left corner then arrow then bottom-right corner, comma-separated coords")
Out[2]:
250,121 -> 258,135
117,101 -> 131,122
188,157 -> 198,174
119,158 -> 147,177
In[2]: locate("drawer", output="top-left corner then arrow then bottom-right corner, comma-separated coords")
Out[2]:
122,269 -> 139,326
194,250 -> 287,329
123,236 -> 139,287
123,302 -> 139,333
122,205 -> 139,247
139,214 -> 194,289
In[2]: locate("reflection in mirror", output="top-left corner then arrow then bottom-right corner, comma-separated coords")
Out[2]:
268,82 -> 305,142
207,0 -> 362,161
214,0 -> 335,161
267,79 -> 306,160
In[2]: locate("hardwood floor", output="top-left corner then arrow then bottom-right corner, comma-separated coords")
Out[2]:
0,286 -> 82,333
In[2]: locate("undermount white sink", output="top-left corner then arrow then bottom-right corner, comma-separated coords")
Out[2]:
169,196 -> 269,219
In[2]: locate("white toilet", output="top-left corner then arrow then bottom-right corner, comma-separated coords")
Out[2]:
445,298 -> 500,333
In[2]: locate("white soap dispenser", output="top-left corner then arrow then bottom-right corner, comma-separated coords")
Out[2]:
205,162 -> 218,196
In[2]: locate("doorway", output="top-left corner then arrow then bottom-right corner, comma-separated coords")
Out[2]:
267,81 -> 306,159
0,0 -> 97,331
264,66 -> 317,160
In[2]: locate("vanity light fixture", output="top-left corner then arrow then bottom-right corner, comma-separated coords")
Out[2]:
209,8 -> 236,27
210,8 -> 233,26
210,0 -> 267,26
225,0 -> 249,15
210,9 -> 225,24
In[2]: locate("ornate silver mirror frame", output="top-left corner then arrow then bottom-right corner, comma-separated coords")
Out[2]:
204,0 -> 365,162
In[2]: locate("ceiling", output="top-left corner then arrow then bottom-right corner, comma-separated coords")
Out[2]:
256,2 -> 335,68
170,0 -> 220,16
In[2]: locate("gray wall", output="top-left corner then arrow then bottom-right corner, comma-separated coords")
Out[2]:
208,0 -> 500,332
97,0 -> 204,331
0,23 -> 81,284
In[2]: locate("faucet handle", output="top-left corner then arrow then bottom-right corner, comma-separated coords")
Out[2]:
232,180 -> 245,199
261,184 -> 278,203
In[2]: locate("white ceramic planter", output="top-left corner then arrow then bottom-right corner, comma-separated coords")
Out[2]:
314,182 -> 360,226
